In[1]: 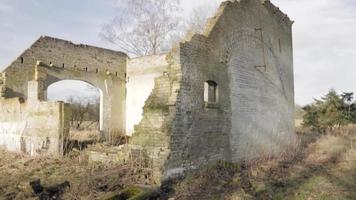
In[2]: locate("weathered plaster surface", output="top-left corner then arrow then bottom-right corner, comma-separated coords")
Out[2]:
0,81 -> 70,155
126,54 -> 169,135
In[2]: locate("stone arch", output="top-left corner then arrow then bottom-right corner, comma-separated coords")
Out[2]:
35,61 -> 126,141
46,79 -> 104,131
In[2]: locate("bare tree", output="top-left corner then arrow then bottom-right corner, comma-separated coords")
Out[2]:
68,97 -> 88,129
100,0 -> 182,57
185,5 -> 216,35
67,96 -> 100,130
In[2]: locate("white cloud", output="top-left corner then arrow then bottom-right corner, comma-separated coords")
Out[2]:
181,0 -> 221,15
0,0 -> 16,13
272,0 -> 356,104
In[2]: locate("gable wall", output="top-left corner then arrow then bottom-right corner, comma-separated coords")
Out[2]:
206,0 -> 295,160
2,36 -> 127,99
166,0 -> 295,175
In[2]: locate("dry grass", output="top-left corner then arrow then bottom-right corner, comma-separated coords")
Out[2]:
2,127 -> 356,199
168,127 -> 356,200
69,121 -> 100,141
0,149 -> 148,200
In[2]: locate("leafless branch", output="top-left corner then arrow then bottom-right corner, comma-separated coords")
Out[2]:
100,0 -> 183,57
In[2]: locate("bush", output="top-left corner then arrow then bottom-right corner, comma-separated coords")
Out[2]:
302,90 -> 354,132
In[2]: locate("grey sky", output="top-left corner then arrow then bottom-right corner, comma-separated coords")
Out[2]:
0,0 -> 355,105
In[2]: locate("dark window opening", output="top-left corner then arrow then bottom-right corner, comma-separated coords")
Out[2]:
20,57 -> 24,64
204,80 -> 218,103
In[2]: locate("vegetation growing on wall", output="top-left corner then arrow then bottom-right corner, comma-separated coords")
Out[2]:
144,101 -> 170,114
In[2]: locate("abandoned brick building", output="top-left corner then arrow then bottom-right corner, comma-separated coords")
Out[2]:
0,0 -> 295,181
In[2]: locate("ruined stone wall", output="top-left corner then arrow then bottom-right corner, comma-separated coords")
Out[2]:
0,96 -> 70,155
1,36 -> 127,137
128,42 -> 230,179
127,0 -> 295,181
126,54 -> 169,135
2,36 -> 127,99
0,0 -> 295,182
127,51 -> 181,183
165,37 -> 231,176
207,0 -> 295,160
165,0 -> 295,175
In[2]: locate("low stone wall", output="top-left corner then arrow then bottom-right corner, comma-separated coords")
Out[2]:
0,97 -> 70,155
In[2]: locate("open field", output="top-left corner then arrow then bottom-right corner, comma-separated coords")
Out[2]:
1,127 -> 356,200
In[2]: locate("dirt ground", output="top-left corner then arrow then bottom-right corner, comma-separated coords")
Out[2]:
1,127 -> 356,200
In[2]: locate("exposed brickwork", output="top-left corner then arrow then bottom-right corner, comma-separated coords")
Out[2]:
1,0 -> 296,184
128,0 -> 296,181
0,72 -> 7,98
129,54 -> 182,182
126,54 -> 170,134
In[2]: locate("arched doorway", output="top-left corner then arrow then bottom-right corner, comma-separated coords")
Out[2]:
34,62 -> 126,143
47,80 -> 103,142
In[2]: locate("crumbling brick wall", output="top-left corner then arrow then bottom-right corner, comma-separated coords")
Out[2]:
126,54 -> 170,135
0,0 -> 296,183
128,53 -> 181,183
167,0 -> 295,170
128,0 -> 296,181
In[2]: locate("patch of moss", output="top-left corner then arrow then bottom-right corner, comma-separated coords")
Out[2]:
144,102 -> 169,113
101,186 -> 158,200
